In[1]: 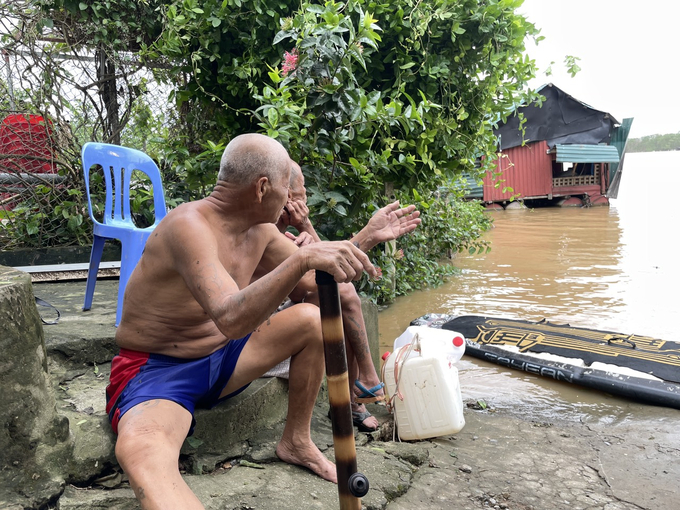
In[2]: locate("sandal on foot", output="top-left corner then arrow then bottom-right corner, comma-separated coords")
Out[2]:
352,409 -> 379,433
354,381 -> 385,404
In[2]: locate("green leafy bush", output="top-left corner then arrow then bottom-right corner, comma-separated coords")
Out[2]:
246,0 -> 534,301
141,0 -> 540,302
12,0 -> 542,303
1,186 -> 88,249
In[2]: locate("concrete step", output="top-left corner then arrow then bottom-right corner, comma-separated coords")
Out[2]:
49,358 -> 293,482
49,359 -> 414,510
55,435 -> 425,510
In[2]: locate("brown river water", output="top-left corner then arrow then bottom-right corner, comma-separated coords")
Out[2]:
377,151 -> 680,424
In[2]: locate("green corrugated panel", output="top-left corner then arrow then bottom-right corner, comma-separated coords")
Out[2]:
609,117 -> 634,181
460,173 -> 483,198
554,144 -> 620,163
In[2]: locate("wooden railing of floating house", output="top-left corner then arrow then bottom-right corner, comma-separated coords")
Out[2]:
552,164 -> 601,188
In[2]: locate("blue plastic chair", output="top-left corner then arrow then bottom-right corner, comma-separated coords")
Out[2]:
81,142 -> 167,327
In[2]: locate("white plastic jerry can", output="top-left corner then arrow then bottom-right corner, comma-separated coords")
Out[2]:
393,325 -> 466,366
382,326 -> 466,440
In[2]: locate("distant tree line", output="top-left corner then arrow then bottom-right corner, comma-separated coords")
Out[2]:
627,132 -> 680,153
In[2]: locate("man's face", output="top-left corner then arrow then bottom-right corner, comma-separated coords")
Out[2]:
269,162 -> 291,223
278,163 -> 306,227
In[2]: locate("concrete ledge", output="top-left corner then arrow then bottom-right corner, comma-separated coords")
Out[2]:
0,245 -> 121,267
35,279 -> 119,366
50,359 -> 293,481
181,377 -> 291,469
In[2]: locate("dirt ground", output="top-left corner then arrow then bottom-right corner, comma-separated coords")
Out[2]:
381,399 -> 679,510
55,398 -> 679,510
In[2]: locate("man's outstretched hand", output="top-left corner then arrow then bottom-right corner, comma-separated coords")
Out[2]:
364,201 -> 421,246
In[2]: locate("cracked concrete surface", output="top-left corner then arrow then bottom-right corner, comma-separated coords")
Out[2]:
384,404 -> 678,510
48,394 -> 680,510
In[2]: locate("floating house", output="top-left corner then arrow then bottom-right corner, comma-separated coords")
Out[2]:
480,84 -> 633,208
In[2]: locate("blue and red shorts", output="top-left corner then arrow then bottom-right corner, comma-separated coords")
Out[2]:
105,335 -> 251,434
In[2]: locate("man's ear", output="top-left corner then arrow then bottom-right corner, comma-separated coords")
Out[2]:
255,176 -> 269,203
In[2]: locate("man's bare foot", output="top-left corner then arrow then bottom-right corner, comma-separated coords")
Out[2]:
276,439 -> 337,483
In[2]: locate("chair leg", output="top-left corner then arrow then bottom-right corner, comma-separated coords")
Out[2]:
83,236 -> 106,311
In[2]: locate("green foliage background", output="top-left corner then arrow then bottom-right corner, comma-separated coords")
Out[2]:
143,0 -> 539,301
5,0 -> 545,303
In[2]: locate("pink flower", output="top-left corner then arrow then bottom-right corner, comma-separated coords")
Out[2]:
372,266 -> 383,281
395,249 -> 404,260
282,48 -> 298,76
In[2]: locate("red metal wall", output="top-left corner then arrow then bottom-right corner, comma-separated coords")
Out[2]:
484,140 -> 553,202
0,114 -> 56,174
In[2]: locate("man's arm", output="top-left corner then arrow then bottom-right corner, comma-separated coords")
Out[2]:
284,200 -> 421,294
288,199 -> 420,252
165,218 -> 304,340
168,218 -> 375,342
267,200 -> 421,299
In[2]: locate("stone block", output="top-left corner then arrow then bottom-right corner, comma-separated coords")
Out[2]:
36,279 -> 118,367
0,266 -> 72,508
180,378 -> 291,470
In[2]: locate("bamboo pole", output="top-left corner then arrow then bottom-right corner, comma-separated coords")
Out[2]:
316,270 -> 369,509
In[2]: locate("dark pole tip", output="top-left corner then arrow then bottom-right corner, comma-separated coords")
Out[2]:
315,270 -> 334,285
348,472 -> 369,497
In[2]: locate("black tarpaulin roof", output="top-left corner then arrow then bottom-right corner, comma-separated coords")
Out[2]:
495,84 -> 620,151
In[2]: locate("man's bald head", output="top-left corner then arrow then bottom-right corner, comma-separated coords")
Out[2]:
289,161 -> 306,201
218,134 -> 290,186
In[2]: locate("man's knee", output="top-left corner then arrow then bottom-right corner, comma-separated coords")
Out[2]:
115,431 -> 149,473
291,302 -> 323,340
115,422 -> 176,473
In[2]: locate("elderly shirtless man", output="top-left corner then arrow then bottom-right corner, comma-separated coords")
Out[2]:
274,161 -> 391,431
105,133 -> 421,509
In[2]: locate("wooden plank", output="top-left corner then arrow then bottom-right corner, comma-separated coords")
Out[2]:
14,261 -> 121,273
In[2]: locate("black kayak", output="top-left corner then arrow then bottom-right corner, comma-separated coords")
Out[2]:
410,314 -> 680,410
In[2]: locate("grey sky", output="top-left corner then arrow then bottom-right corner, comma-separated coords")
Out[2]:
520,0 -> 679,138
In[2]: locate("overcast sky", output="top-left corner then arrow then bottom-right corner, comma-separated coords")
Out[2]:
519,0 -> 680,138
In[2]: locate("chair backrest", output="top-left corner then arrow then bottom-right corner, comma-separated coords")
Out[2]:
81,142 -> 167,229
